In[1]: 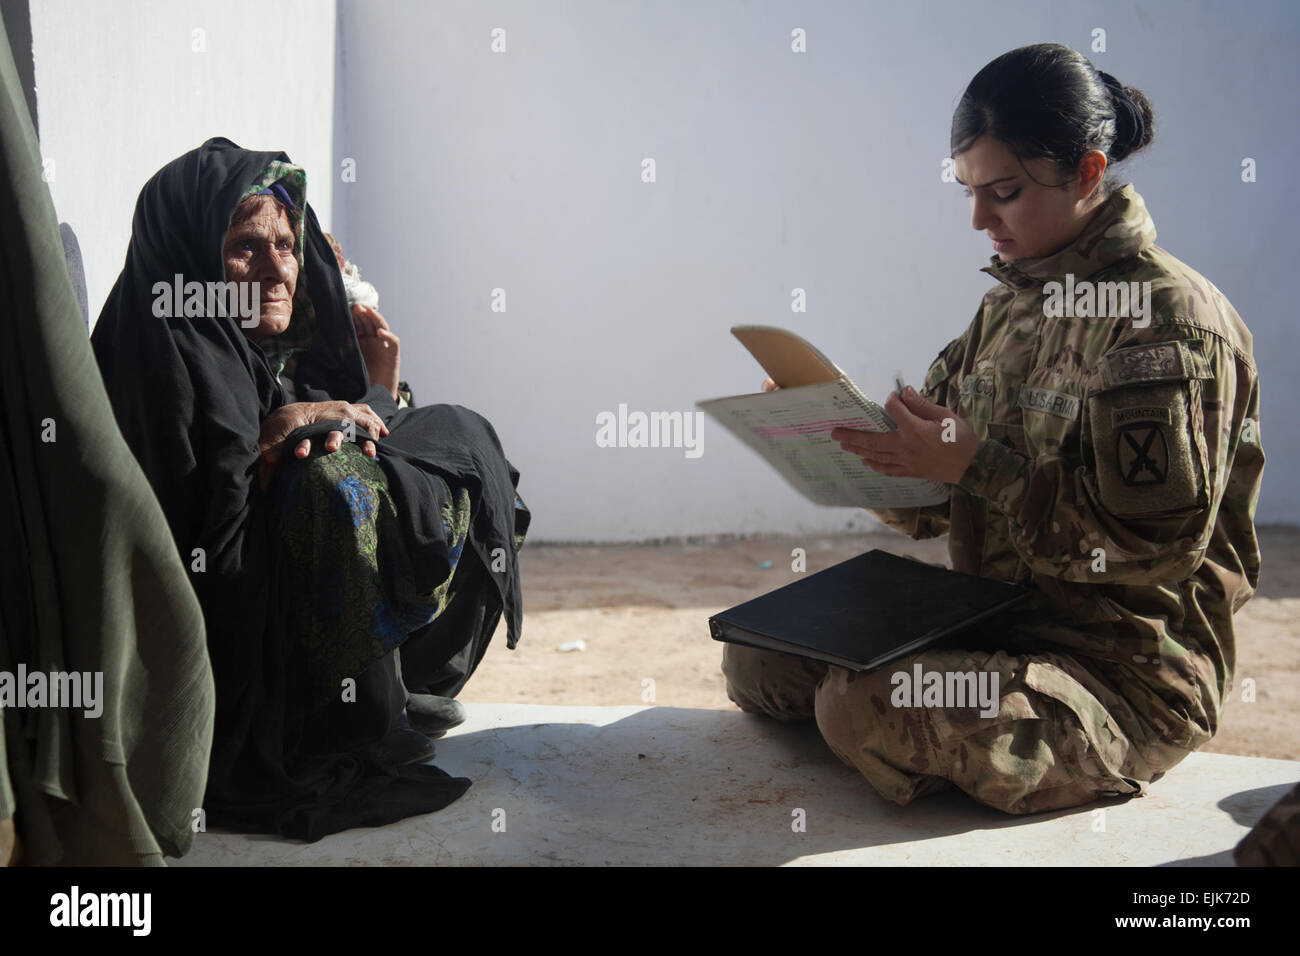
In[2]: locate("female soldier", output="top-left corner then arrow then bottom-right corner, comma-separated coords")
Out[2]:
722,43 -> 1264,814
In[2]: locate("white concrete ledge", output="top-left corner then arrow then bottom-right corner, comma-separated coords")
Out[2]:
173,703 -> 1300,866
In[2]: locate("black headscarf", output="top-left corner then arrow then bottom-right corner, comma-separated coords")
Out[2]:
92,137 -> 528,841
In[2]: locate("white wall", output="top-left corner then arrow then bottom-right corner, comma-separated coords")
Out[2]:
333,0 -> 1300,541
30,0 -> 337,322
31,0 -> 1299,541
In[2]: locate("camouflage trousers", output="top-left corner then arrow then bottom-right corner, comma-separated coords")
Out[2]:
722,643 -> 1201,815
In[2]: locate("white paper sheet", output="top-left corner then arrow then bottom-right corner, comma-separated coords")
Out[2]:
697,379 -> 951,508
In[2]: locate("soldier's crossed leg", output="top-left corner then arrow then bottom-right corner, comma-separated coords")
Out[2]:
723,642 -> 1192,815
722,643 -> 825,721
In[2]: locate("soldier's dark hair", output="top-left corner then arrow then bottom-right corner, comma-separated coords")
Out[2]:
950,43 -> 1155,197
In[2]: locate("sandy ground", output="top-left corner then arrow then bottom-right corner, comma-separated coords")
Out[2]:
459,527 -> 1300,761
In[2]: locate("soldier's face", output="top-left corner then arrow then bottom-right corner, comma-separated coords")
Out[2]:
953,136 -> 1103,262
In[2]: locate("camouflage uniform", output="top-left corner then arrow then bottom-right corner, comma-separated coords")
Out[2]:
723,185 -> 1264,814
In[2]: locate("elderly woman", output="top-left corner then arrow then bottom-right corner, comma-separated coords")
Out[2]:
92,137 -> 529,840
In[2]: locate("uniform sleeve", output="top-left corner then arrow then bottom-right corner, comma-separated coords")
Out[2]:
955,324 -> 1260,584
868,326 -> 969,539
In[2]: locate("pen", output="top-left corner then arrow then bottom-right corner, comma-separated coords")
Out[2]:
874,370 -> 909,431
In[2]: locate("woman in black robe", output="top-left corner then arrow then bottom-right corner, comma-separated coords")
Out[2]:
92,137 -> 530,842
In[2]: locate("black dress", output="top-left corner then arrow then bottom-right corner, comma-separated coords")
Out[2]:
92,137 -> 530,842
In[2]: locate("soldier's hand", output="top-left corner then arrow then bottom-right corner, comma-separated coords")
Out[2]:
832,386 -> 980,484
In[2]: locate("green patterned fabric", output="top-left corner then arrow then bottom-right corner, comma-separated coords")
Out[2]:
237,160 -> 306,243
273,442 -> 525,712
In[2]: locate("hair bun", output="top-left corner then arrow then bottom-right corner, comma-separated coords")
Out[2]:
1097,70 -> 1154,161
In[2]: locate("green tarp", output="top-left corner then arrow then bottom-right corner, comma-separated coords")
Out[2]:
0,9 -> 214,865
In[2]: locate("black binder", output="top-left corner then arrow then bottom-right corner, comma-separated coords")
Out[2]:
709,549 -> 1030,671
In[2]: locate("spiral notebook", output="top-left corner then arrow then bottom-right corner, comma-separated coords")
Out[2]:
696,325 -> 950,509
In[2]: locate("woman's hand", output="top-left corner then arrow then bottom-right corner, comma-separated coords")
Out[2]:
832,387 -> 980,485
352,304 -> 400,400
761,377 -> 779,392
257,400 -> 390,491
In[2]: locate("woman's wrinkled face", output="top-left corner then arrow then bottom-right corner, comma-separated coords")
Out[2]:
223,195 -> 298,342
953,136 -> 1104,262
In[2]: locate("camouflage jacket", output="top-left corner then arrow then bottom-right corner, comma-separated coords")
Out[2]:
873,185 -> 1264,748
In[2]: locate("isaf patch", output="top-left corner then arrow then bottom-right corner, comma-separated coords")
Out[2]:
1099,339 -> 1214,388
1103,342 -> 1182,384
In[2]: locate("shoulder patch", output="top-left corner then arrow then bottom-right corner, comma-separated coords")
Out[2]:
922,351 -> 951,394
1112,405 -> 1171,426
1115,423 -> 1169,486
1086,376 -> 1210,517
922,336 -> 968,396
1100,340 -> 1214,388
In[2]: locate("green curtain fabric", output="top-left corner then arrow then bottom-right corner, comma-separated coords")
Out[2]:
0,12 -> 215,864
